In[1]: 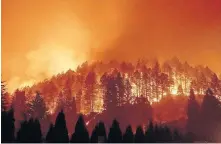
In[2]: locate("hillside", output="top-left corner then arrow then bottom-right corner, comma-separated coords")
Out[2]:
9,58 -> 221,135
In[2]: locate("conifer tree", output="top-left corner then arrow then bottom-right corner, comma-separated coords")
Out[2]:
53,110 -> 69,142
83,71 -> 97,114
145,121 -> 155,142
108,119 -> 122,143
186,89 -> 200,136
27,92 -> 47,120
46,123 -> 54,142
134,126 -> 145,143
123,125 -> 134,143
70,114 -> 89,143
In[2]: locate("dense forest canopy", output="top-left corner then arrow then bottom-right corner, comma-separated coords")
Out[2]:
1,57 -> 221,142
4,58 -> 220,115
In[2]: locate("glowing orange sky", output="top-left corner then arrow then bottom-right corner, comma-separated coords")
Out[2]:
2,0 -> 221,92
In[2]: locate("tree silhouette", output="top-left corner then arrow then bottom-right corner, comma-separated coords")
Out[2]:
16,118 -> 42,142
45,123 -> 54,143
97,121 -> 107,142
122,125 -> 134,143
90,124 -> 99,143
108,119 -> 122,143
186,89 -> 200,138
145,121 -> 155,142
16,120 -> 29,142
27,92 -> 46,120
83,70 -> 97,114
134,126 -> 145,143
90,121 -> 107,143
53,110 -> 69,143
200,88 -> 221,142
1,108 -> 15,143
70,114 -> 89,143
18,118 -> 43,143
32,119 -> 42,142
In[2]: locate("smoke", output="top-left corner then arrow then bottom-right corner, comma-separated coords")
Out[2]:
6,4 -> 92,92
3,0 -> 221,92
95,0 -> 221,67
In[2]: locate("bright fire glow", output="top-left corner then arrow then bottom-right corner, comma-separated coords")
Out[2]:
47,98 -> 58,115
171,88 -> 178,95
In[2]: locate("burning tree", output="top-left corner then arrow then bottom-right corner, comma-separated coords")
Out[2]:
27,92 -> 47,120
82,70 -> 98,114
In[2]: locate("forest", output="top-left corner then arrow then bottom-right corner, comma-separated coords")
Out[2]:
1,57 -> 221,142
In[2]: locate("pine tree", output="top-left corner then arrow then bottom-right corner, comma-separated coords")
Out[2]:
32,119 -> 42,142
75,89 -> 82,113
70,114 -> 89,143
27,92 -> 47,120
198,72 -> 208,94
90,124 -> 99,143
159,73 -> 170,98
123,125 -> 134,143
133,70 -> 141,97
152,61 -> 161,101
210,73 -> 220,96
53,110 -> 69,142
134,126 -> 145,143
46,123 -> 54,142
108,119 -> 122,143
115,72 -> 125,106
186,89 -> 200,136
102,73 -> 118,116
124,78 -> 132,104
200,88 -> 221,142
2,108 -> 15,142
90,121 -> 107,143
145,121 -> 155,142
97,121 -> 107,142
82,70 -> 97,114
16,120 -> 29,142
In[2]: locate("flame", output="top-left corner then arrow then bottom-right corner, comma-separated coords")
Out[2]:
171,88 -> 178,95
18,80 -> 36,89
153,98 -> 159,102
47,98 -> 58,115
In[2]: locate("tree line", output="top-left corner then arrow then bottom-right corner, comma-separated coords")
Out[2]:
8,58 -> 221,115
2,108 -> 192,143
2,87 -> 221,142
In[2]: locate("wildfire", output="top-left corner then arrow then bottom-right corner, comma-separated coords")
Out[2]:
171,88 -> 178,95
47,98 -> 58,115
16,60 -> 220,116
